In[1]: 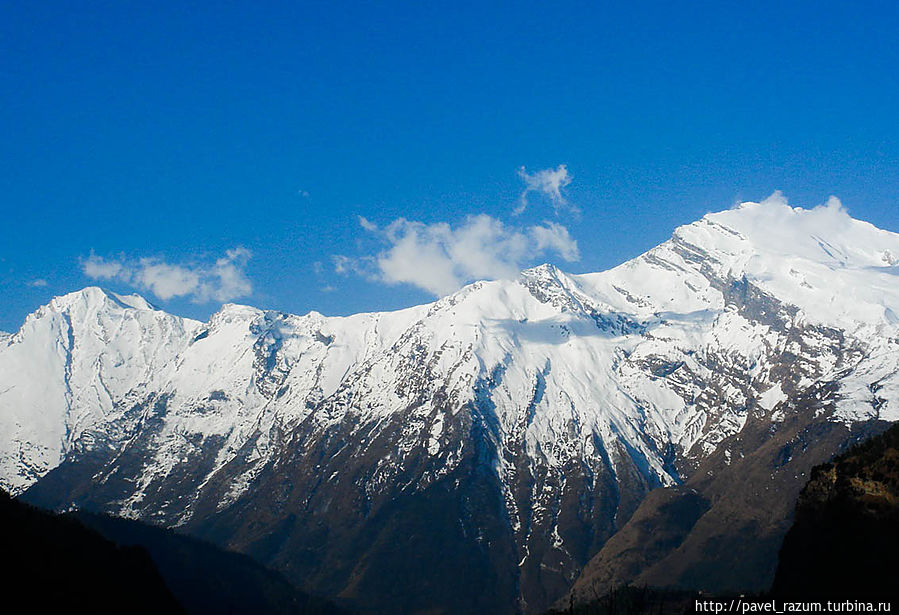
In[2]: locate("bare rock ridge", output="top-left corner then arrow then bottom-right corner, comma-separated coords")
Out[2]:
3,195 -> 899,613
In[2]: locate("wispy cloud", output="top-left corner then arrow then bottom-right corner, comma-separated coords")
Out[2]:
335,214 -> 580,296
358,216 -> 378,232
515,164 -> 576,215
82,255 -> 124,280
80,247 -> 253,303
27,279 -> 48,288
332,254 -> 377,278
312,260 -> 341,293
529,222 -> 580,261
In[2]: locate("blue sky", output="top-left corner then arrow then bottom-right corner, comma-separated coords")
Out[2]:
2,1 -> 898,331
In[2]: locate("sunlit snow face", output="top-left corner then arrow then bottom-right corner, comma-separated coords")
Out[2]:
4,198 -> 899,506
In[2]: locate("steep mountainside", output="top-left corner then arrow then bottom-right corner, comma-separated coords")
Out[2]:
4,196 -> 899,613
561,404 -> 890,605
560,424 -> 899,613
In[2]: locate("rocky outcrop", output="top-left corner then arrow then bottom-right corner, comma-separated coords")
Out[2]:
561,399 -> 891,606
771,423 -> 899,600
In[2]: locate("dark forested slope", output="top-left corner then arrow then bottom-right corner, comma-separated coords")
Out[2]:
0,488 -> 181,613
2,488 -> 344,614
771,422 -> 899,600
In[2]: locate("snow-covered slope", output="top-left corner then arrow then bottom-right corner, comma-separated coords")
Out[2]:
585,194 -> 899,328
0,288 -> 200,494
3,194 -> 899,613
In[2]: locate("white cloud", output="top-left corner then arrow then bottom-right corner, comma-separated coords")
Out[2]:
27,279 -> 48,288
358,216 -> 378,232
208,247 -> 253,301
80,248 -> 252,303
516,164 -> 576,215
133,260 -> 201,301
336,214 -> 580,296
529,222 -> 580,261
332,255 -> 351,275
332,254 -> 377,278
81,253 -> 124,280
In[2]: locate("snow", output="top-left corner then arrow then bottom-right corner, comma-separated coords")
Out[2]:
0,287 -> 201,494
2,195 -> 899,509
759,384 -> 787,412
688,194 -> 899,329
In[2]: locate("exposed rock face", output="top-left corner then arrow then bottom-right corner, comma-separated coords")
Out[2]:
563,405 -> 890,606
4,197 -> 899,613
771,423 -> 899,600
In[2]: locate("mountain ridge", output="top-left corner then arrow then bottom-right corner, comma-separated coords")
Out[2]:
4,194 -> 899,613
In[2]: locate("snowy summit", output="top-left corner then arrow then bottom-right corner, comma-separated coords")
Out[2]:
2,195 -> 899,611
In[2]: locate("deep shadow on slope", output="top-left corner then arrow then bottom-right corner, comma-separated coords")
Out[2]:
0,488 -> 182,613
549,423 -> 899,614
72,510 -> 347,615
560,385 -> 892,607
771,422 -> 899,600
547,585 -> 716,615
3,486 -> 345,614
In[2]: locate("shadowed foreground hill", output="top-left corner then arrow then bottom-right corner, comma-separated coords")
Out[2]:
72,510 -> 347,615
2,488 -> 345,614
0,488 -> 182,613
771,422 -> 899,600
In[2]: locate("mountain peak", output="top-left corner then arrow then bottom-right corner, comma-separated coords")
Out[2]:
520,262 -> 565,286
211,302 -> 262,319
3,198 -> 899,614
47,286 -> 157,313
522,262 -> 560,275
691,192 -> 897,270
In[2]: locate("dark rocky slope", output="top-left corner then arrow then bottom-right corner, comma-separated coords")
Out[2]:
771,422 -> 899,600
21,381 -> 656,615
557,421 -> 899,613
0,488 -> 181,613
2,487 -> 344,614
561,400 -> 891,606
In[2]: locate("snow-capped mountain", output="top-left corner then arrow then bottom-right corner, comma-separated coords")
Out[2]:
4,195 -> 899,613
